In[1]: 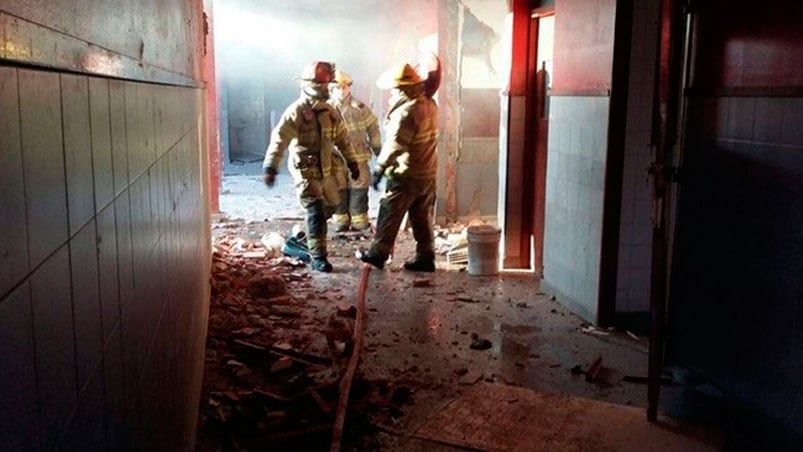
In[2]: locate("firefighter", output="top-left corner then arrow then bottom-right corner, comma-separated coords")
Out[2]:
262,61 -> 360,272
328,69 -> 382,232
358,62 -> 439,272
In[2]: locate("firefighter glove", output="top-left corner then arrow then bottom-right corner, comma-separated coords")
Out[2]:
347,161 -> 360,181
263,167 -> 277,187
371,166 -> 385,190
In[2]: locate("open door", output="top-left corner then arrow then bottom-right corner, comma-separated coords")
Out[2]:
646,0 -> 686,421
659,1 -> 803,440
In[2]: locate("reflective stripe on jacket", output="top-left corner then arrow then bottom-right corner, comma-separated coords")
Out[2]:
263,93 -> 357,180
376,93 -> 438,180
330,94 -> 381,163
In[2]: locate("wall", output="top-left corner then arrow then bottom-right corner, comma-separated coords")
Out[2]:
0,1 -> 209,450
454,1 -> 507,219
543,97 -> 609,320
616,0 -> 659,323
669,0 -> 803,443
541,0 -> 616,321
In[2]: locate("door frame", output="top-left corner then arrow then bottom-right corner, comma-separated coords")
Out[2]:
528,7 -> 555,277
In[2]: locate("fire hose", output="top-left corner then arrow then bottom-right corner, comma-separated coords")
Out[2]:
330,263 -> 372,452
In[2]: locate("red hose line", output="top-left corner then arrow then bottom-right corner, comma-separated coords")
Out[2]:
330,263 -> 372,452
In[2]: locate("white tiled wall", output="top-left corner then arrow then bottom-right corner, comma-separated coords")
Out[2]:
543,96 -> 610,321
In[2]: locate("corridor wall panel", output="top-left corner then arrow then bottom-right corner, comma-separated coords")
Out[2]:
0,0 -> 210,450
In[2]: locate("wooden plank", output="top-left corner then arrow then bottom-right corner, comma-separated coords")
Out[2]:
109,79 -> 129,195
0,66 -> 30,296
61,73 -> 95,235
89,77 -> 114,213
19,69 -> 68,268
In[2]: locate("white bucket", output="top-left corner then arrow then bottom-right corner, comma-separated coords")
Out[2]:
466,224 -> 502,276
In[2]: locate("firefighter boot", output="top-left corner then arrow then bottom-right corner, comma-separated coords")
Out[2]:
349,189 -> 371,231
332,189 -> 351,232
356,248 -> 385,270
404,247 -> 436,273
311,256 -> 333,272
403,259 -> 435,272
306,200 -> 332,272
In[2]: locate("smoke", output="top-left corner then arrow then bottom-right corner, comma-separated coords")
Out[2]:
215,0 -> 436,110
214,0 -> 439,160
214,0 -> 508,164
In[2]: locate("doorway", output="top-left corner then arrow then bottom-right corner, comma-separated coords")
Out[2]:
529,11 -> 554,276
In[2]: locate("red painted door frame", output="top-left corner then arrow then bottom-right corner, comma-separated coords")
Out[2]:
504,1 -> 552,271
503,0 -> 534,269
530,8 -> 554,277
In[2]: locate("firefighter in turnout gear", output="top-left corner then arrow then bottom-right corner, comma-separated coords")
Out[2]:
358,62 -> 439,272
329,69 -> 382,232
263,61 -> 360,272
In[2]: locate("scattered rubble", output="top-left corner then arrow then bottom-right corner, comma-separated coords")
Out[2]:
459,369 -> 484,385
199,216 -> 650,450
434,225 -> 470,266
201,226 -> 357,450
625,330 -> 640,341
469,333 -> 493,351
202,220 -> 450,450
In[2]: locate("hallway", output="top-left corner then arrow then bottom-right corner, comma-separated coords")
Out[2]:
196,184 -> 720,450
2,1 -> 802,450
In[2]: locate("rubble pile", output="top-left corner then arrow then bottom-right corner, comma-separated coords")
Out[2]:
201,233 -> 351,450
199,223 -> 416,450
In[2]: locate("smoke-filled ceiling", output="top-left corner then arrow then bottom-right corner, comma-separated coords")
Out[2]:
214,0 -> 441,161
215,0 -> 438,109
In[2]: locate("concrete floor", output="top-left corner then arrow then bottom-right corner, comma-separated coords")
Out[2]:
211,174 -> 720,451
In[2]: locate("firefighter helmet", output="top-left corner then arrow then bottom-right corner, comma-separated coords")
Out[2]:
333,70 -> 353,86
298,61 -> 336,84
375,63 -> 423,89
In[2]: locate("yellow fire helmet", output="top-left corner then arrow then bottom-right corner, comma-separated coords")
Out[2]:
333,69 -> 353,86
375,63 -> 423,89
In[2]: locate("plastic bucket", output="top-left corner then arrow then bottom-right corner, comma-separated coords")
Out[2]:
466,224 -> 501,276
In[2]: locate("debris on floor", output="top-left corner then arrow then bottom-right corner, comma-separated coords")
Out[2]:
202,230 -> 346,449
433,225 -> 470,267
199,210 -> 655,451
200,219 -> 444,451
469,333 -> 493,350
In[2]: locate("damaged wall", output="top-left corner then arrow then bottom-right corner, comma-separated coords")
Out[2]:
0,1 -> 210,450
454,1 -> 506,219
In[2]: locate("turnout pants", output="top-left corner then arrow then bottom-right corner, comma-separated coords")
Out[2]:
368,177 -> 436,261
294,175 -> 339,258
333,161 -> 372,230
